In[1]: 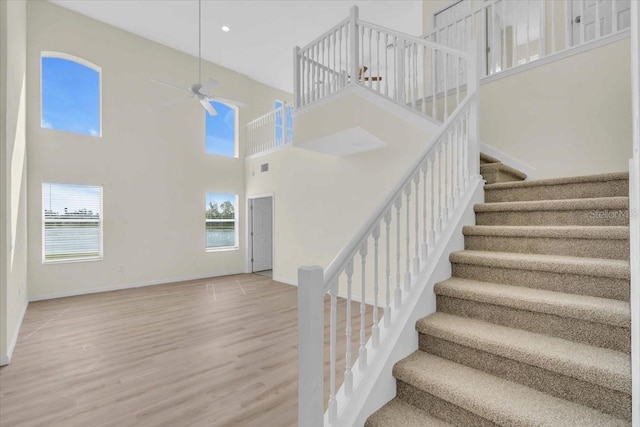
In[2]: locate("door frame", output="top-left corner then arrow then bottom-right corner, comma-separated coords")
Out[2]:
245,193 -> 275,274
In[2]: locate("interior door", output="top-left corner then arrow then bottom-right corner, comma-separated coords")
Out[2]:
250,197 -> 273,272
571,0 -> 631,46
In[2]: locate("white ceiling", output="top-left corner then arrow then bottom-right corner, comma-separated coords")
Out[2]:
50,0 -> 423,93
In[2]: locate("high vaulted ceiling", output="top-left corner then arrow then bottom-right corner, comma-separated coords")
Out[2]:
50,0 -> 423,93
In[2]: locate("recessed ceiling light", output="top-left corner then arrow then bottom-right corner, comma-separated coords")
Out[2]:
221,26 -> 230,32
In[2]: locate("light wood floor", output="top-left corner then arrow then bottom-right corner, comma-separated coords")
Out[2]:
0,274 -> 372,427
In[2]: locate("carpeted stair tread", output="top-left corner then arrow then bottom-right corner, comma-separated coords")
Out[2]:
416,313 -> 631,393
434,278 -> 630,327
393,352 -> 628,427
484,172 -> 629,190
474,196 -> 628,212
480,152 -> 501,164
462,225 -> 630,240
480,162 -> 527,180
450,250 -> 629,279
365,398 -> 453,427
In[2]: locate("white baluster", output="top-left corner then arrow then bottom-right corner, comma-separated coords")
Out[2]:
526,0 -> 530,62
538,0 -> 544,58
429,155 -> 436,248
376,30 -> 381,93
612,0 -> 617,33
359,242 -> 367,370
421,162 -> 428,260
432,48 -> 437,120
456,56 -> 460,107
339,26 -> 343,89
368,27 -> 373,89
384,34 -> 389,97
513,0 -> 518,66
444,53 -> 449,120
551,0 -> 556,53
394,197 -> 402,308
447,131 -> 454,214
422,45 -> 427,115
360,25 -> 365,85
404,185 -> 411,291
503,0 -> 507,69
372,223 -> 380,348
328,280 -> 338,424
383,210 -> 392,327
344,261 -> 354,397
580,0 -> 585,45
437,145 -> 443,234
414,43 -> 419,110
595,0 -> 601,39
413,174 -> 420,276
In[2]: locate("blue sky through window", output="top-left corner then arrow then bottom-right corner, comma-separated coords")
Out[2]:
41,56 -> 101,136
205,101 -> 236,157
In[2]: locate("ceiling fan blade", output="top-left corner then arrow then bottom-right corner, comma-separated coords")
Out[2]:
213,96 -> 248,108
200,99 -> 218,116
150,78 -> 189,93
200,78 -> 218,95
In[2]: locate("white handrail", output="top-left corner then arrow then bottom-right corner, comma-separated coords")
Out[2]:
295,6 -> 481,422
294,5 -> 469,121
323,93 -> 475,291
246,104 -> 293,157
424,0 -> 632,80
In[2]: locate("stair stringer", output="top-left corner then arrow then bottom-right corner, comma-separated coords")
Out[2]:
331,177 -> 485,427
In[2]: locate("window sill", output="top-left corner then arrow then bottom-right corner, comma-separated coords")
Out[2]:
43,256 -> 103,265
206,246 -> 239,253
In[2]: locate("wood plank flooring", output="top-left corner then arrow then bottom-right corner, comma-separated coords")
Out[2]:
0,274 -> 372,427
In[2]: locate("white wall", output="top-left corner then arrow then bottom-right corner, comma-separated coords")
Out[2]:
245,93 -> 436,286
26,1 -> 291,300
422,0 -> 633,179
0,0 -> 29,365
482,38 -> 632,178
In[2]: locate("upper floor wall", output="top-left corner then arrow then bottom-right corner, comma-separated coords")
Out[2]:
423,0 -> 632,178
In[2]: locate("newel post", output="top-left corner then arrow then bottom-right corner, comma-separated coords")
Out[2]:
298,266 -> 325,427
349,5 -> 360,86
467,39 -> 481,180
293,46 -> 301,108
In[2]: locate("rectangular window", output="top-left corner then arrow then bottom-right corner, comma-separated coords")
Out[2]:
274,100 -> 293,145
205,101 -> 237,157
43,183 -> 103,262
206,193 -> 238,250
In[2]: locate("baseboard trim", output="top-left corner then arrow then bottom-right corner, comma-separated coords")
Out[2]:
0,300 -> 28,366
28,270 -> 246,302
479,142 -> 537,179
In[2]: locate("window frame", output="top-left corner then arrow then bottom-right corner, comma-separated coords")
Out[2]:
42,182 -> 104,264
40,51 -> 103,137
205,101 -> 239,158
205,193 -> 239,252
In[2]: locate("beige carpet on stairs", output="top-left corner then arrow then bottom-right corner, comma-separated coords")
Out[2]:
365,154 -> 632,427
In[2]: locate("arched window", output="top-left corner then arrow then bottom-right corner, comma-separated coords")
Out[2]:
41,52 -> 101,137
205,101 -> 237,157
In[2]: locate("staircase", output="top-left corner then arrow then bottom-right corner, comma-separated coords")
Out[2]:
366,161 -> 632,426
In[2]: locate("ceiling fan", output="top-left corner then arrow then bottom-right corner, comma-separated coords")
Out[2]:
151,0 -> 247,116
